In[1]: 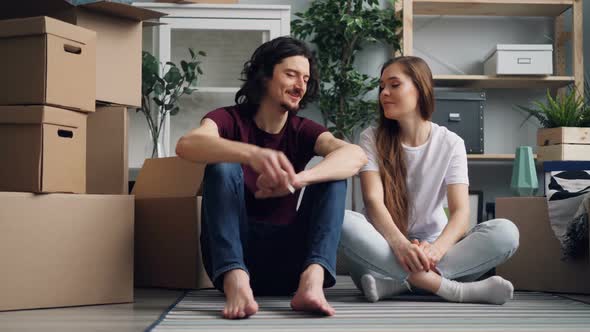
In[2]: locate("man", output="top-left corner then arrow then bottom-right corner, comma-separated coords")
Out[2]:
175,36 -> 367,319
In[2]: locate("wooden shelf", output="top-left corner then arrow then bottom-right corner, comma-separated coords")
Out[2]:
414,0 -> 573,17
434,75 -> 574,89
468,154 -> 538,161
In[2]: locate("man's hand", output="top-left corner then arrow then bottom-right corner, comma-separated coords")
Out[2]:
414,240 -> 443,271
255,172 -> 301,199
248,147 -> 296,189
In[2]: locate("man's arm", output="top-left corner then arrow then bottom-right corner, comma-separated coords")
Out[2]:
296,132 -> 368,187
176,118 -> 296,187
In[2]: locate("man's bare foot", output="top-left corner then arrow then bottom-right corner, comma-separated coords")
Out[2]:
222,269 -> 258,319
290,264 -> 335,316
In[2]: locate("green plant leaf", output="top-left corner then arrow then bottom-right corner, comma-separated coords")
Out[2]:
152,97 -> 163,106
142,47 -> 206,131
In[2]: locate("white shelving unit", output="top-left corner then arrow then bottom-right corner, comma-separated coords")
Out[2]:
398,0 -> 584,161
130,3 -> 291,169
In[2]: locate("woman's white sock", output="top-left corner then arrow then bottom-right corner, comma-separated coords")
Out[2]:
436,275 -> 514,305
360,274 -> 409,302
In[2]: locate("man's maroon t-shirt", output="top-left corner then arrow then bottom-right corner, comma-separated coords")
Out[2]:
203,104 -> 328,225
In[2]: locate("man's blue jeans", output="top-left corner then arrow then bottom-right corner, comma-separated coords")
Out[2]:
200,163 -> 347,296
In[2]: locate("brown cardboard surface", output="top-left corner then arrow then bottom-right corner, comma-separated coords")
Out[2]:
0,1 -> 165,108
64,8 -> 143,107
0,105 -> 87,194
87,105 -> 129,194
133,157 -> 212,289
133,157 -> 204,198
135,196 -> 211,289
496,197 -> 590,294
0,16 -> 96,112
0,192 -> 134,311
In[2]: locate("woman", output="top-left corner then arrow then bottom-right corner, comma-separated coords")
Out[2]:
339,56 -> 519,305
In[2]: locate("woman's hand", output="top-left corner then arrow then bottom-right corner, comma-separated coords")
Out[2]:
414,240 -> 443,271
392,239 -> 431,274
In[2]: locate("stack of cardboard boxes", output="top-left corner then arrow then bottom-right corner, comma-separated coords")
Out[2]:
0,1 -> 164,311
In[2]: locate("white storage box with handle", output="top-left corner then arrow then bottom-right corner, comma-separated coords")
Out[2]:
484,44 -> 553,75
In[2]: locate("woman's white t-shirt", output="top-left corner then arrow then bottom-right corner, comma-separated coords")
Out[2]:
359,122 -> 469,242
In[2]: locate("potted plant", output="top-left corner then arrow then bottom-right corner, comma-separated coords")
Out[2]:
516,86 -> 590,161
139,48 -> 205,158
292,0 -> 402,210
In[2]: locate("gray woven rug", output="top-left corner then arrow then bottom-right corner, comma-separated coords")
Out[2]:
148,276 -> 590,331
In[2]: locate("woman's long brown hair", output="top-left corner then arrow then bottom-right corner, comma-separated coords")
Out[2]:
375,56 -> 434,236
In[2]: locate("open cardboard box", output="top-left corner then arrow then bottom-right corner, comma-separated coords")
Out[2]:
0,16 -> 96,112
132,157 -> 213,289
496,197 -> 590,294
0,105 -> 87,194
0,0 -> 166,107
0,192 -> 134,311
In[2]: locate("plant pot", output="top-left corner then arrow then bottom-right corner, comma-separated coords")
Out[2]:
537,127 -> 590,161
537,127 -> 589,146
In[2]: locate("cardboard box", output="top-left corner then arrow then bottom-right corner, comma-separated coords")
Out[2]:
87,105 -> 128,194
484,44 -> 553,75
0,192 -> 134,311
0,16 -> 96,112
0,105 -> 87,194
0,0 -> 165,107
132,157 -> 212,289
496,197 -> 590,294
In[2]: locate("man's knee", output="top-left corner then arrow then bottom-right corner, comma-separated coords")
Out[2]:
204,163 -> 242,182
309,179 -> 347,199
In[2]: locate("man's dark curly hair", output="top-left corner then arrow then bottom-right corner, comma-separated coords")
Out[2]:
234,36 -> 319,110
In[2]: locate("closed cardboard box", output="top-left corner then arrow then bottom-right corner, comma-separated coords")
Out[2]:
0,0 -> 165,108
0,192 -> 134,311
87,105 -> 128,194
0,16 -> 95,112
133,157 -> 213,289
496,197 -> 590,294
484,44 -> 553,75
0,105 -> 87,194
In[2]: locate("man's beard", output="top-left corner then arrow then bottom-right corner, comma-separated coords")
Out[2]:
280,102 -> 300,114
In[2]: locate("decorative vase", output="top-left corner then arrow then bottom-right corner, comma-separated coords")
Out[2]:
510,146 -> 539,196
144,130 -> 166,159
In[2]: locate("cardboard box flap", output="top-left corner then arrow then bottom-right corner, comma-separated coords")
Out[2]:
79,1 -> 166,21
0,106 -> 85,128
133,157 -> 205,198
0,16 -> 95,43
0,0 -> 166,22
